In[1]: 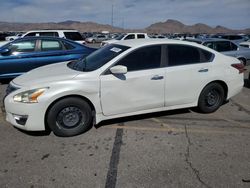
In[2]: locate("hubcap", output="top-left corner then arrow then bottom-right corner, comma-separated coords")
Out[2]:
56,107 -> 84,128
206,89 -> 220,106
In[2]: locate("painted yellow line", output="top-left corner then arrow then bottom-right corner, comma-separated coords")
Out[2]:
106,125 -> 250,135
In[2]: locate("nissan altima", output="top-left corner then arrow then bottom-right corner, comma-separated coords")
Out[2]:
4,39 -> 244,137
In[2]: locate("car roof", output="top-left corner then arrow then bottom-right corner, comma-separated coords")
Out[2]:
186,38 -> 230,43
11,36 -> 69,41
113,39 -> 213,49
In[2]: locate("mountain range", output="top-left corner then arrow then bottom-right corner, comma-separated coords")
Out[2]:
0,19 -> 249,34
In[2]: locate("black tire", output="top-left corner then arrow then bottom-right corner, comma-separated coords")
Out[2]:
47,97 -> 93,137
198,83 -> 225,113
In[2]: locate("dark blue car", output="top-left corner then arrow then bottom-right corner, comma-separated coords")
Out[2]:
0,36 -> 96,79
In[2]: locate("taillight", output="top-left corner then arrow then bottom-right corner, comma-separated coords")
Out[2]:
231,63 -> 246,74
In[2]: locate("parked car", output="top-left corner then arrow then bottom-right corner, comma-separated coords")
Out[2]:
5,33 -> 23,41
5,30 -> 86,44
0,33 -> 10,41
240,41 -> 250,48
4,39 -> 244,137
185,38 -> 250,65
100,33 -> 149,46
85,34 -> 109,43
0,36 -> 96,79
212,34 -> 247,44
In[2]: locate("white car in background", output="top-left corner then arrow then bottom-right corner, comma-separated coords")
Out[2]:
100,33 -> 149,46
4,39 -> 244,137
6,30 -> 86,44
5,33 -> 23,41
240,41 -> 250,48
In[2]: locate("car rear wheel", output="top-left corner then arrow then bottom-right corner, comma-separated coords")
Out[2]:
198,83 -> 225,113
47,97 -> 93,137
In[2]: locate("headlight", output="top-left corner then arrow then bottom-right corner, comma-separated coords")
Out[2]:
13,88 -> 49,103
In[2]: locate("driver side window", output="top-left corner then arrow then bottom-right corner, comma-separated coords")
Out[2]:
8,40 -> 36,55
116,45 -> 162,72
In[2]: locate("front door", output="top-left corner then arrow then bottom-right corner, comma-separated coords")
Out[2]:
100,45 -> 165,116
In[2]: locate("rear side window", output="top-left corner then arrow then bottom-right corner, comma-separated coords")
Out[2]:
167,45 -> 213,66
64,32 -> 83,41
137,34 -> 145,39
203,42 -> 214,49
214,41 -> 232,52
39,32 -> 59,37
41,40 -> 63,51
24,32 -> 36,37
62,41 -> 75,50
230,42 -> 238,50
116,45 -> 161,71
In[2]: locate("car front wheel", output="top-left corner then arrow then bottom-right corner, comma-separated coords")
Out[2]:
46,97 -> 93,137
198,83 -> 225,113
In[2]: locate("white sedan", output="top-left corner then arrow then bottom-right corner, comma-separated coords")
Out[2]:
4,39 -> 244,137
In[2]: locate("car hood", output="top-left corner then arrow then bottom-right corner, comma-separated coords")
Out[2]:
13,61 -> 79,87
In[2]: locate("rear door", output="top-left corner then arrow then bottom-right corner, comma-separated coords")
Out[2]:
100,45 -> 165,116
164,44 -> 215,106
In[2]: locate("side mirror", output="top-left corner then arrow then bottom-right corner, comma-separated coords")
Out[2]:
0,48 -> 10,55
110,65 -> 127,74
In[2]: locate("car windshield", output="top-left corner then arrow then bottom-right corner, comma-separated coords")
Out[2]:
68,44 -> 130,72
115,34 -> 125,40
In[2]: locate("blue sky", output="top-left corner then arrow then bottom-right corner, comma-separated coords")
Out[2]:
0,0 -> 249,29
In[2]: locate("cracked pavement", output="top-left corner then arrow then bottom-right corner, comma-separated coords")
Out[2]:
0,68 -> 250,188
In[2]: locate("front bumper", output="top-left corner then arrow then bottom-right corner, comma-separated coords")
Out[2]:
4,95 -> 47,131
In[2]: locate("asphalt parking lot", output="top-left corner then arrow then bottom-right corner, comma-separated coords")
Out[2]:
0,67 -> 250,188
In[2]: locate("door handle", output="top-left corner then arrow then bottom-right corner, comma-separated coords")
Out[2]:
151,75 -> 164,80
198,68 -> 208,73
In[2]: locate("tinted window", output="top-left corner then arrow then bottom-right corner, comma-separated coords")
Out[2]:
203,42 -> 214,49
214,41 -> 232,52
116,46 -> 161,71
229,35 -> 242,40
200,49 -> 214,62
64,32 -> 83,41
39,32 -> 59,37
168,45 -> 201,66
24,32 -> 36,37
124,34 -> 135,40
137,34 -> 145,39
231,42 -> 238,50
41,40 -> 63,51
62,41 -> 75,50
9,40 -> 36,54
240,44 -> 249,48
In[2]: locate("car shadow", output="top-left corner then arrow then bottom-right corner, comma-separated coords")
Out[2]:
15,127 -> 52,137
0,78 -> 12,85
95,108 -> 191,128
